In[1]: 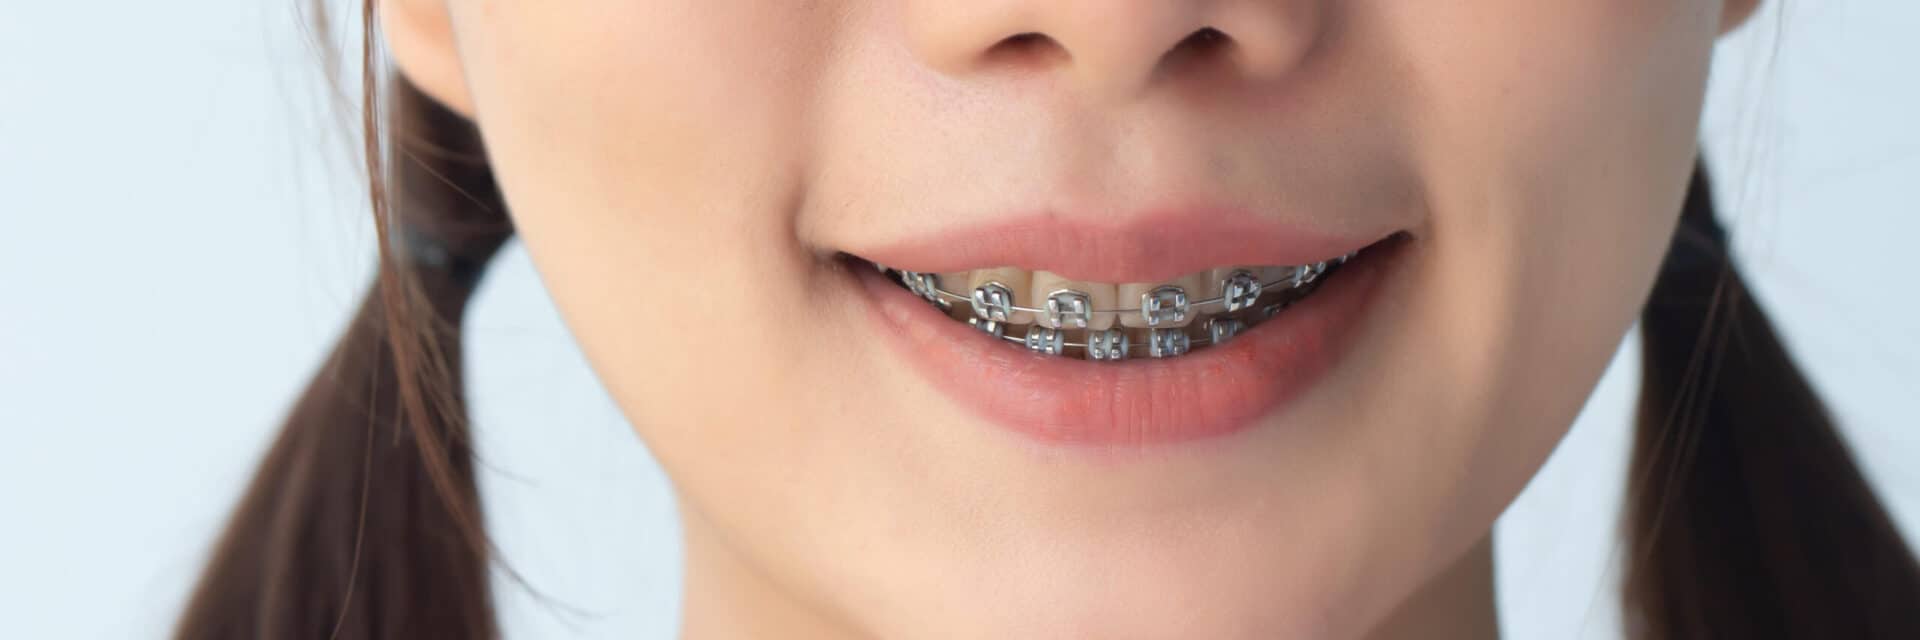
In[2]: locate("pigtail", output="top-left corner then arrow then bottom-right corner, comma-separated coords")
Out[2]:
1623,160 -> 1920,638
173,19 -> 514,635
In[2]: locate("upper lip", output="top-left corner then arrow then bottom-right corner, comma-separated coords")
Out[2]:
845,206 -> 1398,283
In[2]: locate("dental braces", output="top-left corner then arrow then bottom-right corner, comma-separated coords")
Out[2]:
968,316 -> 1252,359
882,251 -> 1356,360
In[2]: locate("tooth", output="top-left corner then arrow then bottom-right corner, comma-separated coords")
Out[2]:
938,271 -> 974,320
1023,325 -> 1065,356
900,271 -> 951,310
1030,271 -> 1117,330
1209,267 -> 1264,313
1045,289 -> 1092,329
969,280 -> 1017,322
1205,317 -> 1246,345
1201,267 -> 1234,299
1085,329 -> 1130,361
1258,265 -> 1326,291
969,316 -> 1007,338
1147,328 -> 1192,358
1251,266 -> 1293,290
1258,300 -> 1290,320
1283,262 -> 1328,288
1117,272 -> 1206,328
968,268 -> 1033,325
1194,268 -> 1227,316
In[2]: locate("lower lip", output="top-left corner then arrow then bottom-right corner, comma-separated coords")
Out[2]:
855,237 -> 1402,447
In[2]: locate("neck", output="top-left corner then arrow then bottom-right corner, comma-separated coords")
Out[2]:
680,513 -> 1501,640
677,507 -> 861,640
1364,534 -> 1501,640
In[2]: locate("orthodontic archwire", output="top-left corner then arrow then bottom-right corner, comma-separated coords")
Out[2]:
877,250 -> 1358,360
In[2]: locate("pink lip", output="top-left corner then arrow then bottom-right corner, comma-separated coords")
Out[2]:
854,233 -> 1403,446
852,209 -> 1382,283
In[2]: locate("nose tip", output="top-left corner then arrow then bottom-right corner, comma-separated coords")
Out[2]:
906,0 -> 1320,101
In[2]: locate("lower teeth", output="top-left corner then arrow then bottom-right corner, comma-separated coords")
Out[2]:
880,252 -> 1357,361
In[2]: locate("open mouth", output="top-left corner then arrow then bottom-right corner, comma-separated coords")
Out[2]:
843,229 -> 1409,446
849,243 -> 1375,361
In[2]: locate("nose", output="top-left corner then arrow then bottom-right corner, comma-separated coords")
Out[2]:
904,0 -> 1322,102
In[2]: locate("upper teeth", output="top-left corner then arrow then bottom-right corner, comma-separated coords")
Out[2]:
907,262 -> 1338,326
890,253 -> 1356,359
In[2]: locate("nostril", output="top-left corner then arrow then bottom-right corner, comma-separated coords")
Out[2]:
1182,27 -> 1231,51
984,32 -> 1071,68
1161,26 -> 1234,70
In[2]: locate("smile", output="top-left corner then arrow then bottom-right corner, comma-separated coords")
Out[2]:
842,210 -> 1409,446
871,252 -> 1358,360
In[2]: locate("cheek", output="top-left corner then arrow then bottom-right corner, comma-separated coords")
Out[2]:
1378,0 -> 1722,503
443,4 -> 847,484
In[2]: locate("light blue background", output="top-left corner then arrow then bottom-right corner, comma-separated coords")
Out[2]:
3,1 -> 1915,638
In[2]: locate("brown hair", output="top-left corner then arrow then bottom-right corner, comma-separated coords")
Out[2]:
1625,165 -> 1920,637
174,3 -> 1920,638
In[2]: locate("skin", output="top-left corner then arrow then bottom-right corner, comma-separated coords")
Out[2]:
383,1 -> 1759,638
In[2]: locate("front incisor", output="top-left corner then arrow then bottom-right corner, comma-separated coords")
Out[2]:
1117,272 -> 1207,328
966,267 -> 1033,325
1030,271 -> 1118,330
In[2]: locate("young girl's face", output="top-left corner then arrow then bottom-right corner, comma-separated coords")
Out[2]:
388,1 -> 1751,636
